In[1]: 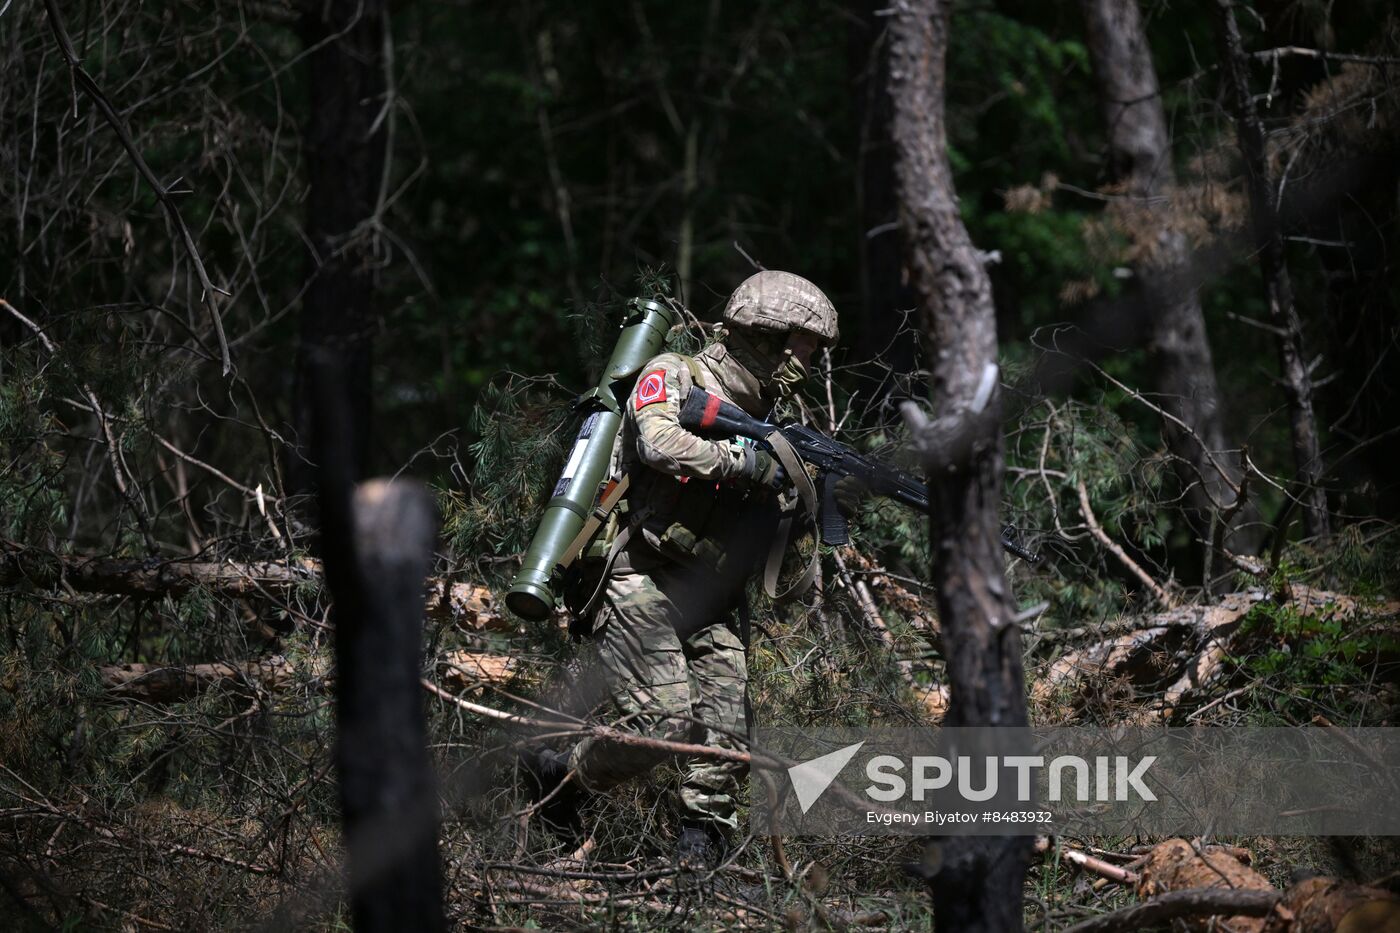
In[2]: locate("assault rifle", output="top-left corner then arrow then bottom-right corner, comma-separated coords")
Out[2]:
678,387 -> 1039,563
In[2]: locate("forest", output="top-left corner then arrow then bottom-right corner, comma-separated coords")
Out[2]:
1,0 -> 1398,929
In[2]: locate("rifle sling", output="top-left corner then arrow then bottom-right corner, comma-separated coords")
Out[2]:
762,430 -> 820,603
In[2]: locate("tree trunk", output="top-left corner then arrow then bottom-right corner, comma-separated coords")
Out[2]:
849,0 -> 917,377
1212,0 -> 1330,541
887,1 -> 1031,928
677,119 -> 700,309
291,0 -> 389,493
325,481 -> 445,932
1308,163 -> 1400,521
311,355 -> 444,931
1080,0 -> 1260,560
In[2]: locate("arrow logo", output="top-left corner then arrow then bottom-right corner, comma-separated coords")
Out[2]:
787,741 -> 866,813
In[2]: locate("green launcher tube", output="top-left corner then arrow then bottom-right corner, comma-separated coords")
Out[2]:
506,298 -> 677,621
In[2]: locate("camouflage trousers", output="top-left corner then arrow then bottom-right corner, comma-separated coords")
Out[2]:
568,549 -> 749,831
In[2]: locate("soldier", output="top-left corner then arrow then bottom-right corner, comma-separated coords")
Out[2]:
523,270 -> 863,869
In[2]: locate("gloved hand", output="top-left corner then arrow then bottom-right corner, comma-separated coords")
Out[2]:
738,443 -> 786,489
832,475 -> 870,518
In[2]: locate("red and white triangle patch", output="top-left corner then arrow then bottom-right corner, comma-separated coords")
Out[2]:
635,370 -> 667,410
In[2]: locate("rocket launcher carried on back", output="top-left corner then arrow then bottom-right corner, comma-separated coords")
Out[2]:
506,298 -> 679,622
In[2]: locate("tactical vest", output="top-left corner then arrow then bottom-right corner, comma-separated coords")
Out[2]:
626,355 -> 778,573
566,356 -> 770,591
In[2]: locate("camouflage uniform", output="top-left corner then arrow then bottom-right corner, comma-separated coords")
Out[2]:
568,272 -> 838,832
568,343 -> 774,830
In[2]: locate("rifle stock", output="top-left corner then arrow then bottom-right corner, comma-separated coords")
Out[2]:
677,385 -> 778,439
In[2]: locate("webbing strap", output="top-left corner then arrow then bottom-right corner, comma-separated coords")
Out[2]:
680,354 -> 708,390
557,474 -> 630,572
761,430 -> 820,603
575,503 -> 652,624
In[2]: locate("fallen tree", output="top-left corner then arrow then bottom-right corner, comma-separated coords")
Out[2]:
1066,888 -> 1281,933
1,539 -> 512,632
1265,877 -> 1400,933
1065,839 -> 1400,933
1136,838 -> 1277,931
100,656 -> 319,702
1033,586 -> 1400,721
100,650 -> 530,703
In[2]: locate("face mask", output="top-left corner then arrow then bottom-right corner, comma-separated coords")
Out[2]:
771,348 -> 809,398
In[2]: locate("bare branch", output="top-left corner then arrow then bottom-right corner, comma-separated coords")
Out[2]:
1063,887 -> 1279,933
38,0 -> 233,374
1076,478 -> 1174,607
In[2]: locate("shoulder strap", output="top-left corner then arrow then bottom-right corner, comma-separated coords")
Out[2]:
678,354 -> 708,391
574,499 -> 653,626
557,474 -> 630,572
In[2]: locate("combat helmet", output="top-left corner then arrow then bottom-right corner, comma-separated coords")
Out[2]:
722,271 -> 838,346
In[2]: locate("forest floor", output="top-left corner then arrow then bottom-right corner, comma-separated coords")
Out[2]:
3,535 -> 1398,930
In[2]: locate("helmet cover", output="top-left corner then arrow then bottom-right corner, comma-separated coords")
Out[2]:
721,271 -> 838,345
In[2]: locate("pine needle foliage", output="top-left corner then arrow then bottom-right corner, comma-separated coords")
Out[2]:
442,376 -> 576,568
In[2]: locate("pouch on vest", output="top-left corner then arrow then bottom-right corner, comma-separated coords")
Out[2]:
655,520 -> 729,574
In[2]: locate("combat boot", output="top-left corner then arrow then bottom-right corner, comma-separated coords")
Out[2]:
675,821 -> 727,873
517,746 -> 587,842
